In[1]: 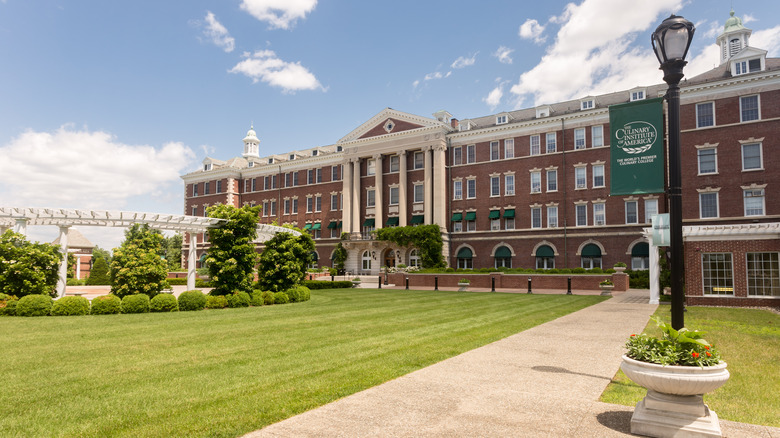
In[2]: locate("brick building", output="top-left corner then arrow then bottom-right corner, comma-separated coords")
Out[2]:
182,11 -> 779,306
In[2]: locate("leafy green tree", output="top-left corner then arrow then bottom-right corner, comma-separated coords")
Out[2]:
86,256 -> 111,285
92,246 -> 112,265
164,233 -> 183,270
0,230 -> 63,297
205,204 -> 261,295
256,228 -> 315,292
376,224 -> 445,268
332,242 -> 347,272
67,253 -> 76,279
110,224 -> 169,298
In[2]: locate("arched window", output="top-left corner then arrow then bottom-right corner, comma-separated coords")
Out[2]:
580,243 -> 602,269
494,246 -> 512,268
456,247 -> 473,270
409,249 -> 420,268
535,245 -> 555,269
309,251 -> 318,269
362,250 -> 372,271
631,242 -> 650,270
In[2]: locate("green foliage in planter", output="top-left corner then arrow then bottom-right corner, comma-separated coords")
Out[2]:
85,256 -> 111,285
250,290 -> 266,306
0,293 -> 19,316
205,205 -> 261,296
51,296 -> 90,316
110,224 -> 169,299
178,290 -> 206,312
0,230 -> 63,298
375,225 -> 444,269
626,316 -> 722,366
226,292 -> 251,308
16,294 -> 53,317
205,295 -> 228,309
90,295 -> 122,315
121,294 -> 150,314
256,228 -> 316,292
150,294 -> 179,312
272,292 -> 289,304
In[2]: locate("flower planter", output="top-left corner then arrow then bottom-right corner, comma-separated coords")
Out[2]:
621,355 -> 729,437
351,280 -> 361,288
457,282 -> 469,291
599,284 -> 614,296
614,266 -> 627,272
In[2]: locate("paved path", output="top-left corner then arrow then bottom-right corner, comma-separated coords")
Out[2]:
245,290 -> 779,437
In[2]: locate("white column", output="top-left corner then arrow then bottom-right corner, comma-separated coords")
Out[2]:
56,226 -> 69,298
75,254 -> 82,280
351,158 -> 361,234
423,146 -> 432,224
648,235 -> 660,305
342,160 -> 352,234
398,151 -> 408,226
375,154 -> 383,229
433,144 -> 447,229
187,232 -> 197,291
14,218 -> 28,235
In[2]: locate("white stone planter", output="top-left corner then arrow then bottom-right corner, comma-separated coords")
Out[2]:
614,266 -> 627,272
621,355 -> 730,437
457,282 -> 469,291
600,284 -> 614,296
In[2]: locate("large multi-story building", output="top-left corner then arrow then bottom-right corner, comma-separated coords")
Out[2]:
182,11 -> 779,307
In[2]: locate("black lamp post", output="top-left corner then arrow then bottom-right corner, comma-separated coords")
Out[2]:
652,15 -> 695,330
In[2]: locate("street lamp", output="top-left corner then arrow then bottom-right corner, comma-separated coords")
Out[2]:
652,15 -> 695,330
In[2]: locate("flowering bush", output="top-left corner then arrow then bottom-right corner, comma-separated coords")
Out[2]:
600,279 -> 613,286
626,316 -> 722,366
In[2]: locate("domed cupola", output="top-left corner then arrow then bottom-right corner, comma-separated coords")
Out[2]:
242,124 -> 260,158
716,9 -> 752,64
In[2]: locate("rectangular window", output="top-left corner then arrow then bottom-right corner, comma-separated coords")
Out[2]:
262,202 -> 268,217
742,143 -> 762,170
631,90 -> 645,101
490,141 -> 500,161
284,199 -> 291,215
698,148 -> 717,174
645,199 -> 658,224
316,168 -> 322,183
581,100 -> 594,110
490,176 -> 500,196
191,206 -> 197,216
272,175 -> 278,189
389,187 -> 399,205
414,152 -> 424,169
293,172 -> 299,186
700,192 -> 719,218
453,180 -> 463,200
531,207 -> 542,229
332,165 -> 340,181
575,167 -> 587,189
625,201 -> 638,224
389,155 -> 400,172
292,198 -> 298,214
702,253 -> 734,295
270,200 -> 277,216
491,218 -> 501,231
467,179 -> 476,199
452,147 -> 462,165
216,180 -> 222,193
505,217 -> 515,230
744,189 -> 765,216
453,221 -> 462,233
315,195 -> 321,212
496,115 -> 508,124
367,159 -> 376,176
546,170 -> 557,192
696,102 -> 714,128
592,125 -> 604,147
530,171 -> 541,193
331,194 -> 339,211
366,189 -> 375,207
466,145 -> 476,163
265,176 -> 272,190
740,95 -> 759,122
414,184 -> 424,203
204,182 -> 210,195
546,132 -> 556,153
594,203 -> 605,226
547,206 -> 558,228
306,197 -> 313,213
192,184 -> 198,197
576,204 -> 587,226
747,252 -> 780,297
252,178 -> 258,192
504,139 -> 515,159
505,175 -> 515,196
530,135 -> 540,156
574,128 -> 586,149
593,165 -> 605,188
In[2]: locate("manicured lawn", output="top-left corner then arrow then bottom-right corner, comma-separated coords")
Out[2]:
1,289 -> 605,437
600,306 -> 780,427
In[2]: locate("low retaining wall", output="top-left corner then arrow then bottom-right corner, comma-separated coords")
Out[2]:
387,272 -> 628,292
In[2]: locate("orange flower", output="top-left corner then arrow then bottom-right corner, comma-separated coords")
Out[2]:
692,352 -> 700,358
706,352 -> 712,357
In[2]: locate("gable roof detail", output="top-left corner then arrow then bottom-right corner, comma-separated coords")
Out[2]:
338,108 -> 448,144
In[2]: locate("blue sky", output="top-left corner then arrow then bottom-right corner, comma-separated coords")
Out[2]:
1,0 -> 779,249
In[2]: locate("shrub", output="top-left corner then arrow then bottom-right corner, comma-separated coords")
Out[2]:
226,292 -> 251,308
284,286 -> 301,303
150,293 -> 179,312
205,295 -> 228,309
178,290 -> 206,311
16,294 -> 53,317
262,291 -> 274,305
0,293 -> 19,316
121,294 -> 150,314
250,290 -> 266,306
85,257 -> 111,285
51,296 -> 90,316
273,292 -> 289,305
167,278 -> 188,286
195,279 -> 212,288
66,278 -> 86,286
90,295 -> 122,315
110,224 -> 169,299
0,231 -> 62,298
302,280 -> 352,289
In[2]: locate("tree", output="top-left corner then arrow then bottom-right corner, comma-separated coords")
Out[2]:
163,233 -> 183,270
92,246 -> 112,265
205,204 -> 261,295
67,253 -> 76,279
256,228 -> 315,292
332,242 -> 347,272
86,256 -> 111,285
110,224 -> 169,298
0,230 -> 63,297
376,224 -> 445,268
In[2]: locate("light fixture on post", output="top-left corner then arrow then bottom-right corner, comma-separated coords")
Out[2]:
652,15 -> 695,330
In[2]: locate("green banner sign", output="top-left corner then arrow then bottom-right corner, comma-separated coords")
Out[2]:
610,97 -> 664,195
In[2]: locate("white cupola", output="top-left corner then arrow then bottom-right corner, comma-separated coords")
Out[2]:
242,125 -> 260,159
716,9 -> 752,64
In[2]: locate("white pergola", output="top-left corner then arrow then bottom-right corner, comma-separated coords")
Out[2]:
0,207 -> 300,296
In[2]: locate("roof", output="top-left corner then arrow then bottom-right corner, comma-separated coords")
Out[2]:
52,228 -> 94,248
686,57 -> 780,86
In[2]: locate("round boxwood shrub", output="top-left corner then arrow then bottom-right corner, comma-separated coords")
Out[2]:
262,291 -> 275,305
205,295 -> 227,309
90,295 -> 121,315
150,293 -> 179,312
16,294 -> 53,317
51,296 -> 90,316
0,293 -> 19,316
272,291 -> 289,305
178,290 -> 206,311
226,291 -> 251,308
250,290 -> 266,306
121,294 -> 150,314
285,285 -> 311,303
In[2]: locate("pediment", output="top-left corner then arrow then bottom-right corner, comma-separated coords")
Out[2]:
731,46 -> 767,61
338,108 -> 447,144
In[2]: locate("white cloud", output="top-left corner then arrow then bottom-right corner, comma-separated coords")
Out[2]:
519,19 -> 546,44
229,50 -> 325,93
202,11 -> 235,53
483,82 -> 505,110
240,0 -> 318,30
742,14 -> 757,25
752,26 -> 780,57
0,125 -> 195,210
451,53 -> 477,69
494,46 -> 514,64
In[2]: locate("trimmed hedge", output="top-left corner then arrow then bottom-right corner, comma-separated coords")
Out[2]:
178,290 -> 206,311
195,279 -> 212,288
91,295 -> 122,315
167,278 -> 187,286
302,280 -> 352,289
205,295 -> 228,309
272,292 -> 289,305
150,293 -> 179,312
51,296 -> 90,316
0,293 -> 19,316
262,291 -> 274,305
16,294 -> 53,317
250,290 -> 266,306
121,294 -> 150,314
226,292 -> 251,308
284,285 -> 311,303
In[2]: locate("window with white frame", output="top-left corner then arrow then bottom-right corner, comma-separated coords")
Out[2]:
742,143 -> 762,171
698,148 -> 717,174
581,99 -> 594,110
409,249 -> 421,268
699,192 -> 719,218
331,194 -> 339,211
702,253 -> 734,295
452,220 -> 462,233
414,152 -> 424,169
592,164 -> 605,188
594,203 -> 605,226
530,171 -> 541,193
216,180 -> 222,193
284,199 -> 291,215
735,58 -> 762,75
696,102 -> 714,128
191,206 -> 197,216
367,159 -> 376,176
262,201 -> 268,216
315,196 -> 321,212
574,128 -> 586,149
531,207 -> 542,229
744,189 -> 765,216
505,216 -> 515,230
466,217 -> 476,232
496,115 -> 508,124
505,174 -> 515,196
546,132 -> 556,153
467,179 -> 476,199
575,167 -> 587,189
645,199 -> 658,223
545,169 -> 557,192
307,170 -> 313,185
292,198 -> 298,214
203,182 -> 210,195
740,95 -> 760,122
631,90 -> 645,101
389,155 -> 400,172
625,201 -> 638,224
490,176 -> 500,197
592,125 -> 604,147
293,172 -> 299,186
576,204 -> 587,226
490,141 -> 500,161
331,165 -> 340,181
530,135 -> 541,156
491,216 -> 501,231
547,206 -> 558,228
747,252 -> 780,297
306,196 -> 313,213
362,250 -> 372,271
366,189 -> 376,207
389,187 -> 399,205
414,184 -> 424,203
270,200 -> 278,216
504,139 -> 515,159
466,144 -> 476,163
453,180 -> 463,200
192,184 -> 199,197
452,146 -> 463,165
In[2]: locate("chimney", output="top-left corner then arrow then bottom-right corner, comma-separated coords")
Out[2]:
451,118 -> 459,129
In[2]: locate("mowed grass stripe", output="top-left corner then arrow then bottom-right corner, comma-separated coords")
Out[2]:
1,289 -> 605,437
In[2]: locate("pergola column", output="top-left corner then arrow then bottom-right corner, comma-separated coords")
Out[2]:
433,144 -> 447,229
398,151 -> 407,226
56,226 -> 70,298
351,158 -> 361,234
423,146 -> 432,224
14,218 -> 28,235
374,154 -> 383,229
342,160 -> 353,233
187,232 -> 197,291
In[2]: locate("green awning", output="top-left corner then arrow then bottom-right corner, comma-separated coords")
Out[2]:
410,215 -> 424,224
488,210 -> 500,219
327,221 -> 338,229
198,254 -> 207,263
363,218 -> 375,227
338,221 -> 343,228
303,223 -> 312,230
581,244 -> 601,257
386,216 -> 399,226
632,242 -> 650,257
503,209 -> 515,218
495,246 -> 512,258
456,247 -> 473,259
536,245 -> 554,257
464,211 -> 477,221
311,223 -> 321,230
451,212 -> 463,222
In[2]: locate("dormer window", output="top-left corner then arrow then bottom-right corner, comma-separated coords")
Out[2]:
268,158 -> 274,164
735,58 -> 762,75
248,162 -> 254,168
336,146 -> 343,152
580,99 -> 594,110
535,105 -> 552,118
459,121 -> 472,131
204,163 -> 212,171
289,154 -> 295,160
496,115 -> 508,125
630,90 -> 645,101
312,149 -> 318,157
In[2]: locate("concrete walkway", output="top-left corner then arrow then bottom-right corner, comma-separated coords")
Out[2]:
245,290 -> 779,437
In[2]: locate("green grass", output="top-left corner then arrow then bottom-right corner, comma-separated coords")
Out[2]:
600,306 -> 780,427
1,289 -> 606,437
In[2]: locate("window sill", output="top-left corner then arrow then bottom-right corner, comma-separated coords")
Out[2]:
742,168 -> 764,172
698,172 -> 718,176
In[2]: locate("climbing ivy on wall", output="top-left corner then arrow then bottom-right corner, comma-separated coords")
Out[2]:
376,225 -> 445,268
